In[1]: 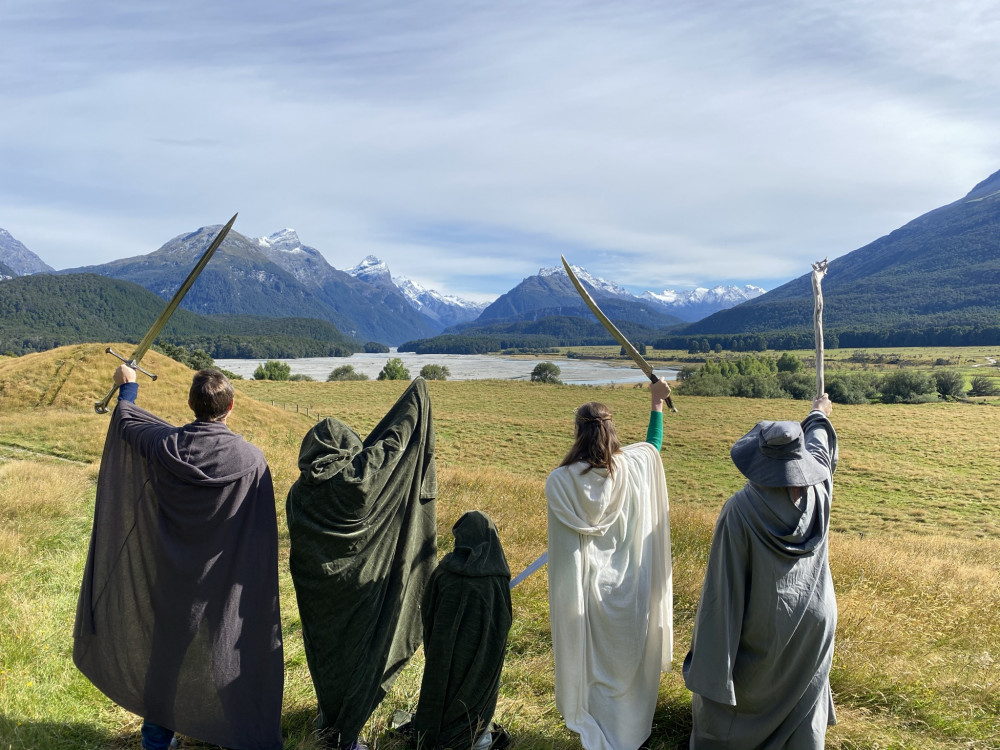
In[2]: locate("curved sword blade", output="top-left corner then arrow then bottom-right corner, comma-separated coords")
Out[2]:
561,255 -> 677,412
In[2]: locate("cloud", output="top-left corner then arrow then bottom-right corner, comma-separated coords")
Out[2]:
1,0 -> 998,300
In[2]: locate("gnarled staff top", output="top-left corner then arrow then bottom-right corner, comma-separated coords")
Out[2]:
811,258 -> 829,399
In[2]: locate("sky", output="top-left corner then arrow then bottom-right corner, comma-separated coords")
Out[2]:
2,1 -> 998,303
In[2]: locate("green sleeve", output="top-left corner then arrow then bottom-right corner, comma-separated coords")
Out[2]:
645,410 -> 663,451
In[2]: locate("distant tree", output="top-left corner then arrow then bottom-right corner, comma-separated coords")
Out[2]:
880,371 -> 936,403
776,352 -> 803,373
621,343 -> 647,356
968,375 -> 1000,397
420,364 -> 450,380
364,341 -> 390,353
288,373 -> 315,381
378,357 -> 410,381
188,349 -> 215,371
826,372 -> 882,405
712,343 -> 723,353
531,361 -> 562,384
933,370 -> 965,399
676,364 -> 700,382
776,371 -> 814,399
253,360 -> 291,381
677,373 -> 731,397
157,343 -> 214,371
328,365 -> 369,381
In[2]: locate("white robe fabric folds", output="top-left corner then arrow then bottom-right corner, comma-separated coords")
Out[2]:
546,442 -> 673,750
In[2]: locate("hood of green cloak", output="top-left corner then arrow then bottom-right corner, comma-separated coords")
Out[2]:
296,417 -> 364,483
439,510 -> 510,579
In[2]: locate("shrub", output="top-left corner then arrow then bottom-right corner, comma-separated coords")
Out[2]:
776,352 -> 803,373
676,365 -> 700,382
676,373 -> 732,397
730,373 -> 788,399
968,375 -> 1000,397
827,372 -> 882,405
328,365 -> 368,382
530,362 -> 562,384
881,371 -> 936,404
777,372 -> 814,400
419,364 -> 450,381
933,370 -> 965,400
378,357 -> 410,381
288,373 -> 315,382
252,360 -> 291,381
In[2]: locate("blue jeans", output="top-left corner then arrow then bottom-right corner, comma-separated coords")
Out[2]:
141,720 -> 175,750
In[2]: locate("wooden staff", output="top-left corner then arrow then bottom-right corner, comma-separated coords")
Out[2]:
811,258 -> 829,398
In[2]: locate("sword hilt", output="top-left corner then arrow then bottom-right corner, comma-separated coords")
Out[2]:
647,372 -> 678,413
94,348 -> 159,414
105,347 -> 158,380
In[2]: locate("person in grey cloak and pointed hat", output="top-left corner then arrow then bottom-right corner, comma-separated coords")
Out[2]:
683,393 -> 837,749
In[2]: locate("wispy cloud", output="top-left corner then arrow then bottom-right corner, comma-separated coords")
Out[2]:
1,0 -> 998,300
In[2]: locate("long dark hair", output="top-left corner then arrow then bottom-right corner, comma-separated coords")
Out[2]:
558,402 -> 622,477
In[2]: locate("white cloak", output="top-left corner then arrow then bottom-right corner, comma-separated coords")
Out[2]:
546,442 -> 672,750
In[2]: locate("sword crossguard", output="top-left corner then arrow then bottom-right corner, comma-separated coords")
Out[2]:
105,347 -> 158,381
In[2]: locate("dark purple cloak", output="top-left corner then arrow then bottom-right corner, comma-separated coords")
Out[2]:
74,400 -> 283,750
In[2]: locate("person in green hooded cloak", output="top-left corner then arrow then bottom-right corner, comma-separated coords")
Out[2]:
404,510 -> 513,750
287,377 -> 437,750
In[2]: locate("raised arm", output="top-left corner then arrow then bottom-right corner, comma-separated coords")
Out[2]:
645,378 -> 672,450
802,393 -> 837,476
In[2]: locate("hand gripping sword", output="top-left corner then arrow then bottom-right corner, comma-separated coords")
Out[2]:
561,255 -> 677,413
94,213 -> 238,414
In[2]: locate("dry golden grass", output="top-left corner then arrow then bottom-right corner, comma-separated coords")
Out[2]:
1,344 -> 999,749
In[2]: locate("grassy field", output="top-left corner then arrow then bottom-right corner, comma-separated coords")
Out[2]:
1,343 -> 999,749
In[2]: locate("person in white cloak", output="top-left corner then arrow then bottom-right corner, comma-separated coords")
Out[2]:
683,394 -> 837,749
545,378 -> 674,750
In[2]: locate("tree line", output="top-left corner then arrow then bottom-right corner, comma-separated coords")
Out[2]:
675,353 -> 1000,403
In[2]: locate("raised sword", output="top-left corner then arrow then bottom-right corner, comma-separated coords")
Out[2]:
561,255 -> 677,413
94,213 -> 238,414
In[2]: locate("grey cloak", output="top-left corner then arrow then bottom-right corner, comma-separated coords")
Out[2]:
287,377 -> 437,742
74,400 -> 284,750
412,510 -> 512,749
683,411 -> 838,750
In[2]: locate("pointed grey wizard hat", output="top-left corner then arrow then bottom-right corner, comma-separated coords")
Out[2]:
730,420 -> 828,487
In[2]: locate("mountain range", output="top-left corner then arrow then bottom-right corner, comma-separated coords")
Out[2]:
4,166 -> 999,353
1,227 -> 760,349
668,168 -> 1000,347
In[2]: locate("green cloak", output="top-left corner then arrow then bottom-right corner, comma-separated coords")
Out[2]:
287,378 -> 437,742
413,510 -> 512,749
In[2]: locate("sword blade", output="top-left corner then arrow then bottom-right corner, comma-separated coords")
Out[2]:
561,255 -> 677,412
510,551 -> 548,589
94,213 -> 238,413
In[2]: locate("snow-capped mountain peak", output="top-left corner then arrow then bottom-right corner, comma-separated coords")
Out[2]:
639,284 -> 766,321
255,228 -> 303,253
540,264 -> 633,298
347,255 -> 392,284
0,228 -> 55,275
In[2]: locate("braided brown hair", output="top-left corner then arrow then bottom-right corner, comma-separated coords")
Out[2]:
558,401 -> 622,477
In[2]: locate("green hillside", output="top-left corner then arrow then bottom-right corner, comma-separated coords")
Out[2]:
0,273 -> 360,357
